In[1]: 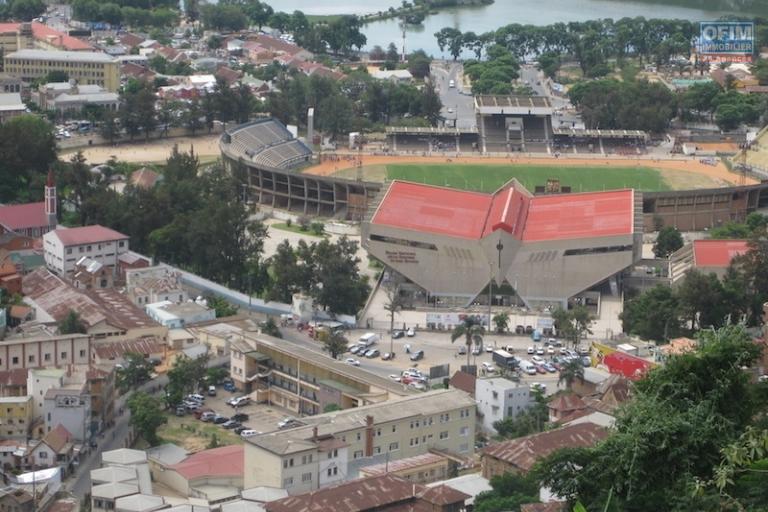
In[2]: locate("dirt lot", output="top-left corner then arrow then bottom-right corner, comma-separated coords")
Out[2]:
60,134 -> 223,165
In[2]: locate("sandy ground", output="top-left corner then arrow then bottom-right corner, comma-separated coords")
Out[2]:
60,134 -> 223,164
304,154 -> 754,188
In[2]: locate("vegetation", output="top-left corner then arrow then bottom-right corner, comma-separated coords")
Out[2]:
206,295 -> 239,318
474,472 -> 540,512
492,387 -> 548,440
492,312 -> 509,334
0,0 -> 45,21
321,331 -> 349,359
72,0 -> 178,27
116,353 -> 153,393
0,115 -> 57,203
261,317 -> 283,338
127,392 -> 167,446
58,310 -> 87,335
450,316 -> 485,368
464,45 -> 521,94
165,352 -> 210,408
558,358 -> 586,389
552,306 -> 593,349
653,226 -> 684,258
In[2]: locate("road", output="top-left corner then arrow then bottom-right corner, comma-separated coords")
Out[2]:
430,61 -> 476,130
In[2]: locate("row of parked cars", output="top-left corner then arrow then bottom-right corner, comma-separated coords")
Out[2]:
176,391 -> 260,438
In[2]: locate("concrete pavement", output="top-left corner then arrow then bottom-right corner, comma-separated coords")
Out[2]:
431,62 -> 476,130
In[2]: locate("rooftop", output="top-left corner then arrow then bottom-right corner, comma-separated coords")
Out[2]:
0,92 -> 24,111
114,494 -> 166,512
359,452 -> 447,476
47,225 -> 128,246
6,49 -> 114,62
692,239 -> 749,267
0,22 -> 92,51
483,422 -> 608,472
371,181 -> 634,241
91,482 -> 140,500
41,424 -> 74,454
170,445 -> 244,480
102,448 -> 148,466
0,202 -> 47,231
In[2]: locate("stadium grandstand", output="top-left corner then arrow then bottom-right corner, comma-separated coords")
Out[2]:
385,126 -> 480,153
220,118 -> 312,170
475,95 -> 555,154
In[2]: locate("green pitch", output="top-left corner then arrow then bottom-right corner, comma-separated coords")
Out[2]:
385,163 -> 671,193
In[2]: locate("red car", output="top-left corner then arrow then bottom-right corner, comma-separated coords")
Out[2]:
535,365 -> 547,374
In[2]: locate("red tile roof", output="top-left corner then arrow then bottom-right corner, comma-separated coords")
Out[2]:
0,202 -> 47,231
371,181 -> 634,241
483,423 -> 608,472
692,239 -> 749,267
0,22 -> 92,51
49,225 -> 128,246
170,445 -> 243,480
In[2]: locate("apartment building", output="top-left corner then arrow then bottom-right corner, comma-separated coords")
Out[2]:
0,333 -> 90,372
43,382 -> 91,442
475,377 -> 534,434
0,395 -> 32,439
230,333 -> 408,415
4,49 -> 119,92
244,389 -> 477,495
43,225 -> 129,277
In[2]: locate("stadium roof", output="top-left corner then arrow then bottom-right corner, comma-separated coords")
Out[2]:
371,180 -> 635,241
692,239 -> 749,267
475,95 -> 552,108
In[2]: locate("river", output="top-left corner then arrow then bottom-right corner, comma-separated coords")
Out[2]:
267,0 -> 766,56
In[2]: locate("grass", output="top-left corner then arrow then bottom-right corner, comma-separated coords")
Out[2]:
158,413 -> 243,452
271,223 -> 326,237
385,163 -> 671,193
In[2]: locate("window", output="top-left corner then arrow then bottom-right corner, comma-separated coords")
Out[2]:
39,451 -> 47,458
282,477 -> 293,487
87,245 -> 92,252
66,248 -> 72,255
356,432 -> 361,441
301,472 -> 312,482
409,437 -> 419,447
374,446 -> 381,454
376,428 -> 382,437
327,449 -> 337,459
283,458 -> 294,468
439,431 -> 449,440
327,466 -> 338,476
44,353 -> 51,361
389,442 -> 399,451
79,350 -> 86,358
28,355 -> 34,363
460,409 -> 471,418
392,425 -> 397,433
460,426 -> 470,437
353,450 -> 363,459
119,241 -> 125,248
61,352 -> 67,359
11,357 -> 18,365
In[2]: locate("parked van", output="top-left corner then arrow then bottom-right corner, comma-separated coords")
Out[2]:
518,360 -> 537,375
208,385 -> 216,397
358,332 -> 380,347
240,429 -> 260,438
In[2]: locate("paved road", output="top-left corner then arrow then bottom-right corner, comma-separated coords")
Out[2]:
431,61 -> 476,130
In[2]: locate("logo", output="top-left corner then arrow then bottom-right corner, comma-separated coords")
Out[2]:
699,22 -> 754,55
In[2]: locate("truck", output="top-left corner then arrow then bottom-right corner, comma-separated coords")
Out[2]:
358,332 -> 380,347
492,349 -> 518,369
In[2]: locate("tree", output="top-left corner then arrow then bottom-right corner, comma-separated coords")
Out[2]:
100,109 -> 120,144
420,83 -> 443,126
552,306 -> 593,348
322,331 -> 348,359
493,387 -> 548,439
474,472 -> 540,512
206,295 -> 238,318
620,285 -> 681,341
127,392 -> 166,446
534,326 -> 765,511
261,317 -> 282,338
9,0 -> 45,20
207,433 -> 220,449
492,312 -> 509,334
451,316 -> 484,369
59,310 -> 87,334
323,403 -> 342,413
676,269 -> 730,330
0,114 -> 57,202
116,352 -> 153,392
205,367 -> 228,385
166,352 -> 209,407
407,50 -> 431,80
653,226 -> 683,258
383,281 -> 406,355
200,4 -> 247,31
558,359 -> 585,389
435,27 -> 463,59
311,237 -> 371,315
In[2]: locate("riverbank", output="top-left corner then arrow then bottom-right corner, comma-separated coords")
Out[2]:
353,0 -> 494,26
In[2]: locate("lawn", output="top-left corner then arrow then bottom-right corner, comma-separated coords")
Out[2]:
385,163 -> 671,193
158,413 -> 243,452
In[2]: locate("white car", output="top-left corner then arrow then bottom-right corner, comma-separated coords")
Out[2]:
547,346 -> 555,355
531,355 -> 544,364
240,429 -> 261,438
527,346 -> 535,354
559,347 -> 568,355
485,345 -> 494,353
406,327 -> 415,337
481,362 -> 496,373
536,348 -> 545,356
531,382 -> 547,393
345,358 -> 360,366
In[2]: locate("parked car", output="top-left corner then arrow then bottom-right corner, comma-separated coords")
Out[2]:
536,347 -> 545,356
222,420 -> 241,429
234,426 -> 248,435
543,363 -> 557,373
223,381 -> 236,392
230,396 -> 251,408
200,411 -> 216,422
408,381 -> 427,391
188,393 -> 205,403
458,346 -> 467,355
278,417 -> 301,429
527,346 -> 535,354
410,350 -> 425,361
213,415 -> 229,424
184,402 -> 200,411
193,408 -> 213,419
240,429 -> 260,438
175,406 -> 186,416
381,352 -> 394,360
472,346 -> 482,356
531,355 -> 544,364
481,362 -> 496,373
531,382 -> 547,393
350,345 -> 361,355
365,349 -> 380,358
392,330 -> 405,339
232,413 -> 249,422
535,365 -> 547,374
208,385 -> 217,396
345,358 -> 361,366
581,356 -> 592,367
406,327 -> 415,337
559,347 -> 568,355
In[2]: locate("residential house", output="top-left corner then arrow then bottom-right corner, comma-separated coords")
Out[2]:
0,92 -> 25,123
0,258 -> 21,295
187,322 -> 242,356
0,333 -> 90,372
0,488 -> 34,512
370,69 -> 413,83
43,225 -> 129,277
482,423 -> 608,478
0,368 -> 29,397
72,257 -> 114,290
92,337 -> 164,366
28,424 -> 75,470
244,389 -> 476,495
547,394 -> 587,423
0,395 -> 32,438
475,377 -> 533,434
125,266 -> 188,307
264,474 -> 469,512
448,371 -> 476,397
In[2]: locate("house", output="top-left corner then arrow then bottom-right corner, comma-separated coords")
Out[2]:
482,423 -> 609,478
0,488 -> 34,512
72,257 -> 115,290
92,337 -> 164,366
35,82 -> 118,115
0,92 -> 25,123
0,173 -> 56,238
547,394 -> 587,423
42,382 -> 91,442
151,445 -> 244,500
0,368 -> 29,397
370,69 -> 413,83
425,473 -> 493,508
145,300 -> 216,329
43,225 -> 129,277
28,424 -> 75,470
475,377 -> 533,434
87,366 -> 117,433
0,259 -> 21,295
0,395 -> 32,439
657,337 -> 698,363
264,474 -> 469,512
448,371 -> 476,397
250,35 -> 313,62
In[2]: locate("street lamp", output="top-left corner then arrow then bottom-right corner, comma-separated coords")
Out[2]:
489,241 -> 504,331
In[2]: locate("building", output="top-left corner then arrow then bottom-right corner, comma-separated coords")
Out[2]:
358,452 -> 452,484
363,179 -> 641,309
125,266 -> 187,307
145,301 -> 216,329
243,389 -> 476,495
669,239 -> 749,284
264,474 -> 469,512
0,172 -> 57,237
0,488 -> 34,512
475,377 -> 533,434
150,445 -> 244,501
0,92 -> 25,122
72,257 -> 115,290
43,225 -> 129,277
0,22 -> 92,53
4,50 -> 120,92
482,422 -> 608,478
0,395 -> 32,438
92,337 -> 164,366
42,381 -> 91,442
0,334 -> 90,372
230,333 -> 408,415
35,82 -> 119,116
27,424 -> 75,470
370,69 -> 413,83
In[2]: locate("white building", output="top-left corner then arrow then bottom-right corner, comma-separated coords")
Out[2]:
28,368 -> 68,418
145,301 -> 215,329
475,377 -> 533,434
43,225 -> 129,277
42,382 -> 91,442
0,92 -> 25,123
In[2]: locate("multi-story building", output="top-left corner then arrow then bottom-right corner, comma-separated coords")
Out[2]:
0,21 -> 93,54
230,333 -> 408,415
243,389 -> 477,495
42,382 -> 91,442
0,334 -> 90,372
43,225 -> 129,277
475,377 -> 533,434
0,395 -> 32,439
4,49 -> 119,92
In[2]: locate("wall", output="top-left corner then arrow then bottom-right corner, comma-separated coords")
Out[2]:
243,447 -> 283,489
1,335 -> 90,372
476,379 -> 532,434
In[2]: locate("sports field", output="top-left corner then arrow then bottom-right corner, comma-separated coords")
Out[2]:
383,163 -> 670,192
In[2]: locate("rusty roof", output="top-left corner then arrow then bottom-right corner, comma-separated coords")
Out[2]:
483,423 -> 608,472
548,393 -> 587,413
41,424 -> 73,453
0,368 -> 29,387
94,337 -> 163,360
449,371 -> 476,396
361,453 -> 447,477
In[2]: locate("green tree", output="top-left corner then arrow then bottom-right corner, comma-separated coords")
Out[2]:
383,281 -> 406,355
474,472 -> 540,512
59,310 -> 87,334
116,352 -> 153,392
323,403 -> 342,413
127,392 -> 166,446
261,317 -> 282,338
653,226 -> 683,258
322,331 -> 348,360
620,285 -> 681,341
493,387 -> 548,439
0,114 -> 57,202
207,432 -> 220,449
451,316 -> 485,369
492,312 -> 509,334
9,0 -> 45,20
206,295 -> 238,318
200,4 -> 247,31
558,359 -> 585,389
552,306 -> 593,348
310,237 -> 370,315
407,50 -> 431,80
166,352 -> 209,407
435,27 -> 464,59
205,367 -> 228,385
676,269 -> 729,330
420,83 -> 443,126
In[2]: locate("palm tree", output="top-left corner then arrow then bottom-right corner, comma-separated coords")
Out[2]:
383,283 -> 406,357
451,317 -> 485,369
558,358 -> 585,389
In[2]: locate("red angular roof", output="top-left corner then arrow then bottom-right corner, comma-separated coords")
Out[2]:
170,445 -> 243,480
49,225 -> 128,246
692,239 -> 749,267
0,202 -> 47,231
